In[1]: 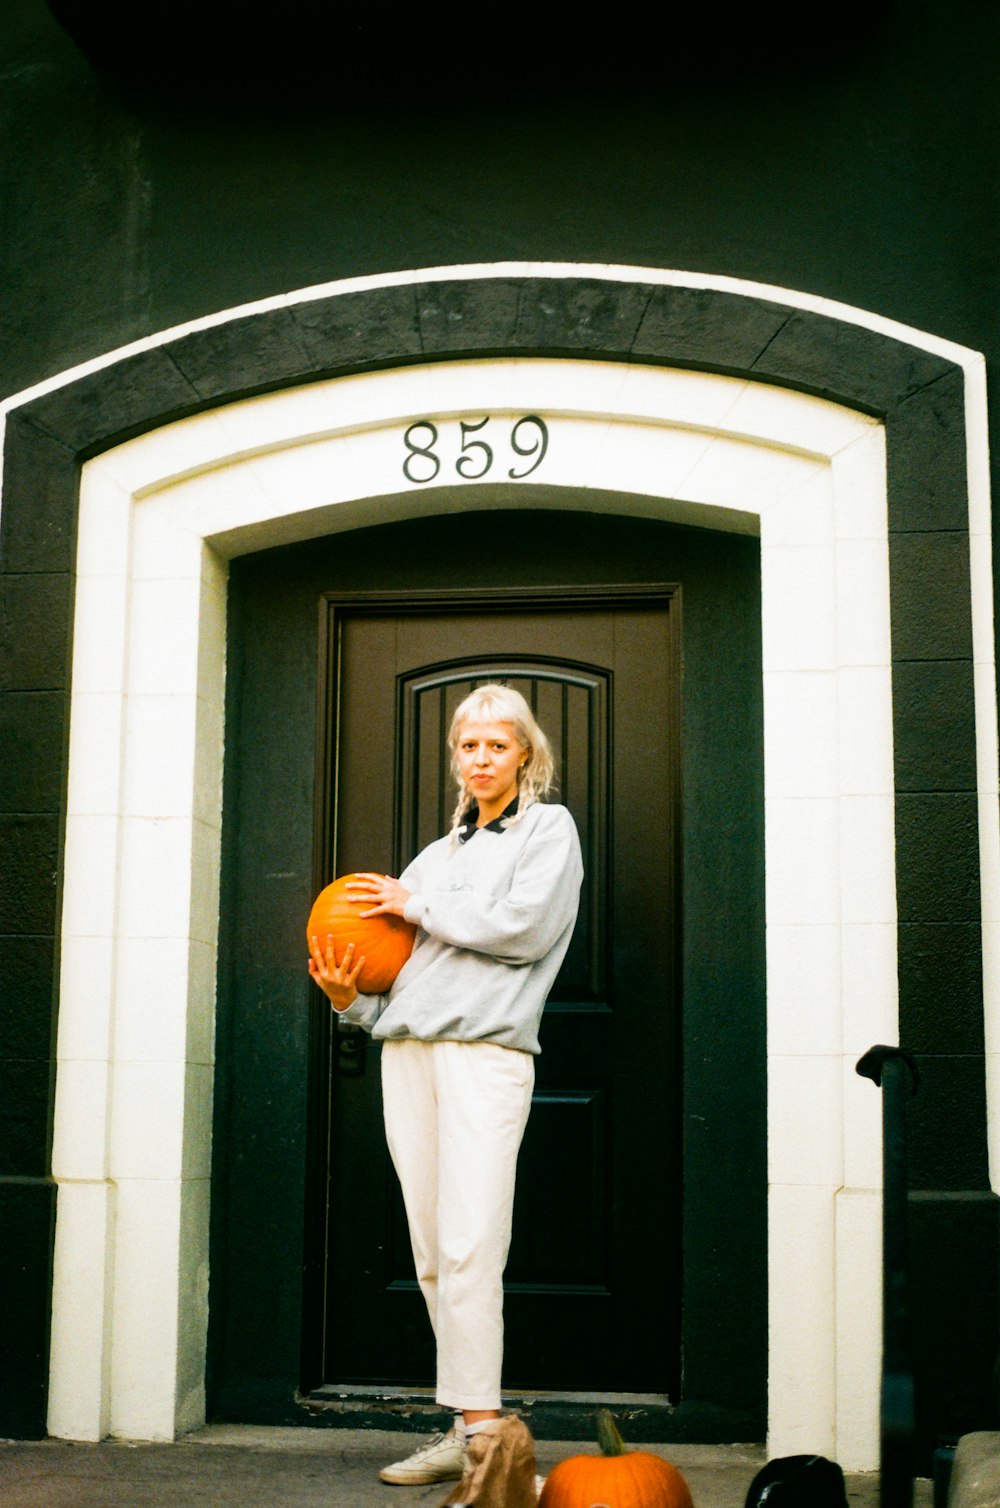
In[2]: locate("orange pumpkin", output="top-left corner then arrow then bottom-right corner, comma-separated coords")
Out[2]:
538,1410 -> 694,1508
307,874 -> 416,995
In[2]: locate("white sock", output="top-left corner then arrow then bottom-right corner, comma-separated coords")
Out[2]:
463,1418 -> 500,1438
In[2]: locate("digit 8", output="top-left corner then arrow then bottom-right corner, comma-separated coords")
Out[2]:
402,421 -> 441,484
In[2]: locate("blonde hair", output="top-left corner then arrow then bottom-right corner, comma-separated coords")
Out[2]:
447,682 -> 556,837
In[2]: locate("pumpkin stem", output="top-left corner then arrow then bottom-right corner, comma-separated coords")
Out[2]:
596,1408 -> 627,1457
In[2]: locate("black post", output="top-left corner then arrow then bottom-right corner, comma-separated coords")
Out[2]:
857,1044 -> 920,1508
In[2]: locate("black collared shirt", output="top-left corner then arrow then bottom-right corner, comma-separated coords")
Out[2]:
457,795 -> 519,843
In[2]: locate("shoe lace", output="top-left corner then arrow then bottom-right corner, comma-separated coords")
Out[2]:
414,1430 -> 452,1458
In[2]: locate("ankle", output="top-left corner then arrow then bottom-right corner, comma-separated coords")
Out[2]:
462,1412 -> 501,1437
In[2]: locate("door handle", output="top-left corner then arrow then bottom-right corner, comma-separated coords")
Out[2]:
335,1019 -> 366,1077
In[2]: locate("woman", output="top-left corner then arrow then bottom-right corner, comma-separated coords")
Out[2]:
308,683 -> 583,1486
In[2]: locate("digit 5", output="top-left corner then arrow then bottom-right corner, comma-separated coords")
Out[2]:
456,417 -> 493,479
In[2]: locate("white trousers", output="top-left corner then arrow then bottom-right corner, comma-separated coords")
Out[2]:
380,1038 -> 535,1411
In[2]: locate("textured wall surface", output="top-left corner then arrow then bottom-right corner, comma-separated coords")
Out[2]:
2,0 -> 999,1459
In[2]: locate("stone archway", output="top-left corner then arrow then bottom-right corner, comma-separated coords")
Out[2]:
0,266 -> 993,1468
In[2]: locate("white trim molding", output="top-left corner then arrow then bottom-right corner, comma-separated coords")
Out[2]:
48,353 -> 893,1464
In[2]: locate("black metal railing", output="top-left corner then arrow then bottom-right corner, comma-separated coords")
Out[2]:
856,1044 -> 921,1508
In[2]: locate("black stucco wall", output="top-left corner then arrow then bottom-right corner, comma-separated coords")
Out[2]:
2,0 -> 1000,1461
1,2 -> 998,402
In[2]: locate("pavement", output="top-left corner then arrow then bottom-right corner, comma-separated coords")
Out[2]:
0,1426 -> 935,1507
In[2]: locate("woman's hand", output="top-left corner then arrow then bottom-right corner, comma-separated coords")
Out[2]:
308,934 -> 364,1011
345,872 -> 412,919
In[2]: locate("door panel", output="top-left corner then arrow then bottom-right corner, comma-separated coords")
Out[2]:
398,663 -> 607,1006
322,591 -> 680,1394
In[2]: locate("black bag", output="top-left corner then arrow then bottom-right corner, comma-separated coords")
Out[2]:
744,1453 -> 848,1506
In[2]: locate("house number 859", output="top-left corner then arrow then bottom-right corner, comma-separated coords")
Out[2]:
402,416 -> 549,484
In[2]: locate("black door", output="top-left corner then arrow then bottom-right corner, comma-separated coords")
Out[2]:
319,589 -> 681,1394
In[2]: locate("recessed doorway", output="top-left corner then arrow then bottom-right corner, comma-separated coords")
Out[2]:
210,505 -> 765,1440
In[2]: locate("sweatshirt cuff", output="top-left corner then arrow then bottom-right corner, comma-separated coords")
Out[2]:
403,893 -> 428,927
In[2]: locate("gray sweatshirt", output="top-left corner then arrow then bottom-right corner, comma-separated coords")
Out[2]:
337,801 -> 583,1054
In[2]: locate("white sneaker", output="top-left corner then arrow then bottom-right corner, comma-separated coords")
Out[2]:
378,1425 -> 468,1484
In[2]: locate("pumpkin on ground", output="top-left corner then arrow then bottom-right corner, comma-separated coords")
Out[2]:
307,874 -> 416,994
538,1410 -> 695,1508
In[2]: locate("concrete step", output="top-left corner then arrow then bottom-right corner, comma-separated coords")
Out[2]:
0,1425 -> 934,1507
948,1433 -> 1000,1507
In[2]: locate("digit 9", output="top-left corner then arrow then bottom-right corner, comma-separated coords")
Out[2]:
508,415 -> 548,478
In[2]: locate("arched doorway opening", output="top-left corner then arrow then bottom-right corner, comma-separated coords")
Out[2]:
216,506 -> 763,1434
